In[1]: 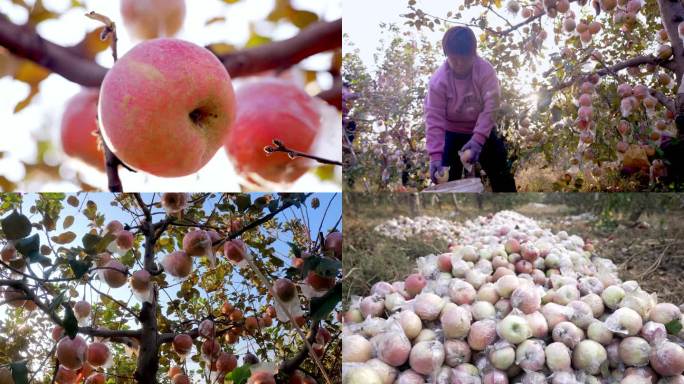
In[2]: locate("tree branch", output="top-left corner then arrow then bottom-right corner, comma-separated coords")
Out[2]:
216,19 -> 341,78
0,15 -> 341,87
0,14 -> 107,86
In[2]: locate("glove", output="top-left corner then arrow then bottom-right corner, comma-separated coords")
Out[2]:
460,139 -> 483,164
430,160 -> 449,184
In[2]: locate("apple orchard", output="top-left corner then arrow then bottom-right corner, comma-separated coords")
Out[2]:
0,0 -> 342,191
0,193 -> 342,384
343,0 -> 684,191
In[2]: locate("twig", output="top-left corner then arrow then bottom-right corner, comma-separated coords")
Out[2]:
85,11 -> 129,192
265,140 -> 342,166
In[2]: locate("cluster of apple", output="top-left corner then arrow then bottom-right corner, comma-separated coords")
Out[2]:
374,216 -> 463,243
341,211 -> 684,384
59,0 -> 327,189
51,323 -> 111,383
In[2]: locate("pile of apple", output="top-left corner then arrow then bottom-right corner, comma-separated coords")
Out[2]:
374,216 -> 463,243
342,211 -> 684,384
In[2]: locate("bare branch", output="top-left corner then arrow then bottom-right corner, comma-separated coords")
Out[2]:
0,16 -> 340,87
264,139 -> 342,166
216,19 -> 341,78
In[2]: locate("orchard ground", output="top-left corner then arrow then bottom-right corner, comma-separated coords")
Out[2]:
343,193 -> 684,306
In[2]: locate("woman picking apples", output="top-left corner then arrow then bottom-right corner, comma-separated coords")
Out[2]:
425,26 -> 517,191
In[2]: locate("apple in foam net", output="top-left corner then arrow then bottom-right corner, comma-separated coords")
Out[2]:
572,339 -> 607,375
98,38 -> 236,177
120,0 -> 186,40
497,314 -> 532,344
224,79 -> 322,186
515,339 -> 545,371
60,88 -> 105,170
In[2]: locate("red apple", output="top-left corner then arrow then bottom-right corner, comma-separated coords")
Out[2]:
224,79 -> 321,186
120,0 -> 186,40
60,88 -> 104,170
99,38 -> 236,177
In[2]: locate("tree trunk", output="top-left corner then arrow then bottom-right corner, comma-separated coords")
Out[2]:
134,219 -> 161,383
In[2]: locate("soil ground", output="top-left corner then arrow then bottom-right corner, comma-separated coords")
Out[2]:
343,193 -> 684,306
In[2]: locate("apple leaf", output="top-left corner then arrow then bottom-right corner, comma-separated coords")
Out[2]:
62,305 -> 79,338
15,234 -> 50,265
310,282 -> 341,323
48,290 -> 67,314
666,319 -> 683,335
227,365 -> 251,384
10,361 -> 28,384
51,231 -> 77,244
235,195 -> 251,212
66,195 -> 79,207
62,215 -> 74,229
67,257 -> 91,279
2,210 -> 32,240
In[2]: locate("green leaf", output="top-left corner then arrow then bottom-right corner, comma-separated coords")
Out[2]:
62,215 -> 74,229
67,257 -> 91,279
289,9 -> 318,28
267,199 -> 279,213
82,232 -> 115,254
227,365 -> 251,384
15,234 -> 50,265
665,319 -> 683,335
287,241 -> 301,257
1,210 -> 31,240
62,306 -> 79,338
235,195 -> 251,212
48,291 -> 67,314
10,361 -> 28,384
309,282 -> 341,323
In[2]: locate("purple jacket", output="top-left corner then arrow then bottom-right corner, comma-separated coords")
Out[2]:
424,57 -> 501,163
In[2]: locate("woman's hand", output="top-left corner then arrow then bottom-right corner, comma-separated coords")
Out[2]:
430,161 -> 449,184
460,139 -> 483,164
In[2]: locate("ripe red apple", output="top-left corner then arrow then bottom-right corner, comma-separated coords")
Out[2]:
248,371 -> 276,384
56,335 -> 87,370
199,319 -> 215,338
102,260 -> 128,288
161,251 -> 192,278
74,300 -> 91,319
86,342 -> 110,367
404,273 -> 426,297
60,88 -> 104,170
216,352 -> 237,373
99,38 -> 236,177
324,231 -> 342,259
224,239 -> 246,263
273,278 -> 297,302
306,271 -> 335,291
224,79 -> 321,186
182,230 -> 211,256
130,269 -> 151,292
120,0 -> 186,40
173,334 -> 193,355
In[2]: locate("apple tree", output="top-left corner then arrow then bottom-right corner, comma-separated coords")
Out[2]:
0,0 -> 342,192
402,0 -> 684,190
0,192 -> 342,384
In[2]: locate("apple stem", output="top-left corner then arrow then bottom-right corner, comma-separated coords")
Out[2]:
265,139 -> 342,166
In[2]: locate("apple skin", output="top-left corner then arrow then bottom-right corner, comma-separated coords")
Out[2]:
225,79 -> 321,186
572,339 -> 607,375
650,341 -> 684,376
99,38 -> 236,177
545,341 -> 572,372
61,88 -> 105,170
120,0 -> 186,40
